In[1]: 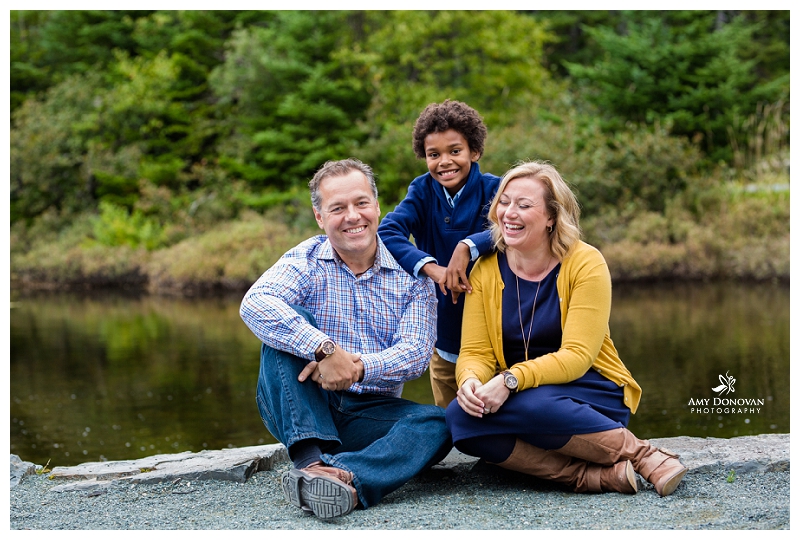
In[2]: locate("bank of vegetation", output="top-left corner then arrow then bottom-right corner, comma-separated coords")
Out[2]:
9,10 -> 789,294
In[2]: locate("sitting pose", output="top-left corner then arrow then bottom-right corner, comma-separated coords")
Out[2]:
446,160 -> 688,496
241,159 -> 452,519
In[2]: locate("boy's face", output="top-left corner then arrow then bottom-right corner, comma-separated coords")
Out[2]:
423,129 -> 480,196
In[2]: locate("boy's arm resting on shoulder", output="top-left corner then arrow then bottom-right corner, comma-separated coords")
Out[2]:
464,229 -> 494,259
443,230 -> 492,298
358,277 -> 437,388
377,179 -> 434,276
239,257 -> 328,361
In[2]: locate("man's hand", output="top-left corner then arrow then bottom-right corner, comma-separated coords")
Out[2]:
298,348 -> 363,391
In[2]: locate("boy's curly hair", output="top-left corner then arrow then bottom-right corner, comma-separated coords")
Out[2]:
412,99 -> 487,159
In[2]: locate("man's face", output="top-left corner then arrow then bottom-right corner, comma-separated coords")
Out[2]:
313,170 -> 381,264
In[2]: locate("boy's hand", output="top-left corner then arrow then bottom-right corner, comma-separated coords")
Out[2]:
421,262 -> 449,297
444,242 -> 472,303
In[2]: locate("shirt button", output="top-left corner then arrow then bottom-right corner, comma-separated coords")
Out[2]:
444,217 -> 450,224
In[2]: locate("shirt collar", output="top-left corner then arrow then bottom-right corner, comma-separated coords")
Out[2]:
318,236 -> 402,274
443,184 -> 467,207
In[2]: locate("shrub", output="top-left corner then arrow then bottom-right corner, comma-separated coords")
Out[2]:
145,212 -> 316,294
89,201 -> 166,251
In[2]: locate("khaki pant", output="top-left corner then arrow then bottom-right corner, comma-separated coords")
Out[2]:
429,350 -> 458,408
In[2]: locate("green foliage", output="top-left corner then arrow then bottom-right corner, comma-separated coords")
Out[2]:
727,469 -> 736,483
483,111 -> 702,217
10,10 -> 152,109
89,201 -> 165,251
342,10 -> 557,206
210,11 -> 370,189
8,9 -> 791,289
342,10 -> 555,127
564,12 -> 789,163
10,71 -> 103,221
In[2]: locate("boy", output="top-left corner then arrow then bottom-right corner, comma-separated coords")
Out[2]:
378,99 -> 500,408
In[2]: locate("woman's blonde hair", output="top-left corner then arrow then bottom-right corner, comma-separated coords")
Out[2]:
488,160 -> 582,260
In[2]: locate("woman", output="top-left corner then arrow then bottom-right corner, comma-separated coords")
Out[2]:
445,161 -> 687,496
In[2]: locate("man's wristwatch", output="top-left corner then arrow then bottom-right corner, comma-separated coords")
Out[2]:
315,339 -> 336,362
501,370 -> 519,393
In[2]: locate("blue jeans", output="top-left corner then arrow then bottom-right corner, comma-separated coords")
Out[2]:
255,306 -> 452,509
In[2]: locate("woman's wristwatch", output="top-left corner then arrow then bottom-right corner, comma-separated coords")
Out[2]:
501,370 -> 519,392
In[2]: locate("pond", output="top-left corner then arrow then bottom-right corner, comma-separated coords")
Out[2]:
9,281 -> 789,468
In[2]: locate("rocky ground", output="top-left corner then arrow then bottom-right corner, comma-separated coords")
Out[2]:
9,433 -> 790,530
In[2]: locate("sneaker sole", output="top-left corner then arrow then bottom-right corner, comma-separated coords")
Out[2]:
281,469 -> 355,519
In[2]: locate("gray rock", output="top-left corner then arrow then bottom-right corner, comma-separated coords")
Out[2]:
49,480 -> 116,494
10,454 -> 37,488
35,433 -> 788,495
46,444 -> 288,491
649,434 -> 789,473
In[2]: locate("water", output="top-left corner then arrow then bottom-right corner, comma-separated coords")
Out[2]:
9,281 -> 789,467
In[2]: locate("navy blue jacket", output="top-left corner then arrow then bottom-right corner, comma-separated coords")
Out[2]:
378,162 -> 500,355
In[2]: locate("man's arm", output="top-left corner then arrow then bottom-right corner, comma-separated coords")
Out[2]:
358,276 -> 437,389
239,247 -> 328,361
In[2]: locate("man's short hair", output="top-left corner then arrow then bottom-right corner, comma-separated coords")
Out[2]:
309,158 -> 378,211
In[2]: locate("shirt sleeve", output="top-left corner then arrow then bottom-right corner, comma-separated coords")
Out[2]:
358,275 -> 437,389
239,247 -> 329,361
464,229 -> 494,259
459,239 -> 480,262
413,256 -> 438,277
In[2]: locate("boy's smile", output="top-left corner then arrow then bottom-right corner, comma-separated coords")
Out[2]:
424,129 -> 480,196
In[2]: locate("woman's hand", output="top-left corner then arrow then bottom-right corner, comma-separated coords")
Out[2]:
457,377 -> 487,417
473,374 -> 511,414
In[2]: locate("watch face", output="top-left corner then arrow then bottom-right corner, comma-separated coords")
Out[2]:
504,372 -> 518,390
321,340 -> 336,356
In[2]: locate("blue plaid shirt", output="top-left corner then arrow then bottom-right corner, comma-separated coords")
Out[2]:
240,235 -> 437,397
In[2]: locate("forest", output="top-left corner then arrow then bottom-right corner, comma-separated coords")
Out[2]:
9,10 -> 790,293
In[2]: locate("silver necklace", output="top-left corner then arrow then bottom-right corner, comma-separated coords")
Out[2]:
515,257 -> 552,363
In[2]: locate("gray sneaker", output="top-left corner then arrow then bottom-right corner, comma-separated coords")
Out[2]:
281,462 -> 357,519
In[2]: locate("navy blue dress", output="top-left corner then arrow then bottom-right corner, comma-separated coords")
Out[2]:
445,253 -> 629,460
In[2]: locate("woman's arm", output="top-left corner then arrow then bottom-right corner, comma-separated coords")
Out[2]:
455,257 -> 500,387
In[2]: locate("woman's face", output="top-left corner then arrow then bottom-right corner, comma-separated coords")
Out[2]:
495,176 -> 554,252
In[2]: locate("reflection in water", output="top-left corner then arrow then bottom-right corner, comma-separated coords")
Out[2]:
10,282 -> 789,467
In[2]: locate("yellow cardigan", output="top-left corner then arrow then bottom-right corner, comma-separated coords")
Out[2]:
456,241 -> 642,413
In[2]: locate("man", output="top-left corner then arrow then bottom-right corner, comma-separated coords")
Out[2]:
240,158 -> 452,519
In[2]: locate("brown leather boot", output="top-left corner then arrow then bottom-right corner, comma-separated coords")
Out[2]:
558,428 -> 688,497
496,439 -> 638,494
